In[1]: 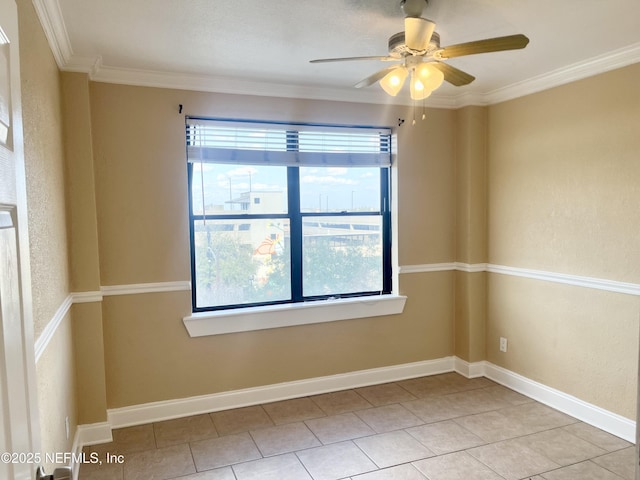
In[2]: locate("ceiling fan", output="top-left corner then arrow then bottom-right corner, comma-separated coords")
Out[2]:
310,0 -> 529,100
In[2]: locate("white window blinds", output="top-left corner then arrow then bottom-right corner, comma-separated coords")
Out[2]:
186,117 -> 392,167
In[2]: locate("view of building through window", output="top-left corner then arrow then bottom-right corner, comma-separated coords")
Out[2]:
190,163 -> 385,309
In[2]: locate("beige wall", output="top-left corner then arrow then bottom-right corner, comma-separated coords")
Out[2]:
395,107 -> 456,266
17,0 -> 77,471
61,72 -> 101,293
102,278 -> 454,407
18,0 -> 69,339
35,314 -> 76,474
72,302 -> 107,424
487,64 -> 640,418
454,106 -> 488,363
86,83 -> 457,408
60,71 -> 108,424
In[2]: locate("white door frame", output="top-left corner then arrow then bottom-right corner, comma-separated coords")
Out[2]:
0,0 -> 41,479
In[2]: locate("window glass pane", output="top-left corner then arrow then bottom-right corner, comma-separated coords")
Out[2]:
302,215 -> 382,297
299,166 -> 380,213
193,219 -> 291,308
191,162 -> 287,215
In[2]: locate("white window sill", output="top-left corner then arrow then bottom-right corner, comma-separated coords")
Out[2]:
183,295 -> 407,337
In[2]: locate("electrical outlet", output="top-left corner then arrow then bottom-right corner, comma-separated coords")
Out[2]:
499,337 -> 508,353
65,416 -> 70,440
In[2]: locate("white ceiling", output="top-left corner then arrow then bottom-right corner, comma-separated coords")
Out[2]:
36,0 -> 640,107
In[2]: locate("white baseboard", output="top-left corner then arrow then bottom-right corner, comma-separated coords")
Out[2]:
74,421 -> 113,446
454,357 -> 486,379
108,357 -> 456,428
481,362 -> 636,443
73,357 -> 634,460
70,422 -> 112,480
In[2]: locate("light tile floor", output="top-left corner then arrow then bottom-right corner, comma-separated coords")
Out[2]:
79,373 -> 635,480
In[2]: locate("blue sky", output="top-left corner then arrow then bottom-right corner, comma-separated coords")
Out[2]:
191,163 -> 381,213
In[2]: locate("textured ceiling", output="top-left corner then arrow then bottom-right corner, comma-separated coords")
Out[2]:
45,0 -> 640,106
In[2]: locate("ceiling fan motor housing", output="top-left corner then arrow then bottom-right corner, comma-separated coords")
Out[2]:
389,31 -> 440,57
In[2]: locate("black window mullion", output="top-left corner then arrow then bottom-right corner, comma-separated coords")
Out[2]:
288,166 -> 303,301
194,213 -> 290,222
286,130 -> 303,302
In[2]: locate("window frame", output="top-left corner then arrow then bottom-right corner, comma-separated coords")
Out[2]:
187,120 -> 393,313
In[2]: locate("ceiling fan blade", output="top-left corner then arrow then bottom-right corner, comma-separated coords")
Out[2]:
310,55 -> 398,64
431,62 -> 475,86
404,17 -> 436,52
437,34 -> 529,59
354,65 -> 401,88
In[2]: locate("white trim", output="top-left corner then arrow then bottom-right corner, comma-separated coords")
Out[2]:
34,282 -> 188,363
454,262 -> 488,273
67,42 -> 640,109
399,262 -> 640,296
73,421 -> 112,446
454,357 -> 486,379
31,0 -> 73,68
71,291 -> 103,303
86,63 -> 458,109
37,267 -> 636,360
183,295 -> 407,337
34,295 -> 72,363
482,362 -> 636,443
70,422 -> 112,480
100,281 -> 191,296
399,263 -> 456,274
486,264 -> 640,296
485,42 -> 640,106
398,262 -> 487,274
107,357 -> 455,428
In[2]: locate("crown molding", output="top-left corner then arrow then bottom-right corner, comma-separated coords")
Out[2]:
32,0 -> 73,67
34,0 -> 640,108
79,61 -> 458,109
483,42 -> 640,105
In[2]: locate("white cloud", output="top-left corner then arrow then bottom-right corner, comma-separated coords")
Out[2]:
226,166 -> 258,178
301,175 -> 357,185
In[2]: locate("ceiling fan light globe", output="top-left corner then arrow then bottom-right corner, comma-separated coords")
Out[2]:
380,66 -> 408,96
410,80 -> 431,100
416,62 -> 445,91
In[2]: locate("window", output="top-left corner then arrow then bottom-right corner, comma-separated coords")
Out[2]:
186,117 -> 392,312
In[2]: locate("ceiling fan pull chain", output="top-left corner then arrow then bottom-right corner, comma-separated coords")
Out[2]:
412,99 -> 416,126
